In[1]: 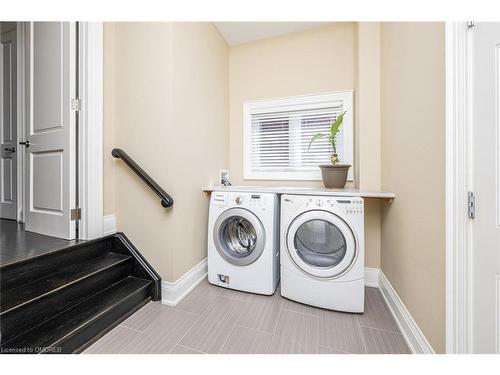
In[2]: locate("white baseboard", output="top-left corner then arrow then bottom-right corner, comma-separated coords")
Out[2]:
364,267 -> 380,287
378,271 -> 435,354
161,258 -> 208,306
160,264 -> 378,306
102,214 -> 116,236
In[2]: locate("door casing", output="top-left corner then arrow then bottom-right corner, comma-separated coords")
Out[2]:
445,21 -> 474,354
445,21 -> 500,354
0,25 -> 18,221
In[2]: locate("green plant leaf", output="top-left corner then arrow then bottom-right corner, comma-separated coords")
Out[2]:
308,132 -> 326,151
330,111 -> 346,137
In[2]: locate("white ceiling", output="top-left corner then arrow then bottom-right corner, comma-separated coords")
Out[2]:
214,22 -> 333,46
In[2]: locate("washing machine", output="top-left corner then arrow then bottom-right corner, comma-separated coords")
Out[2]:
280,194 -> 365,312
208,191 -> 280,295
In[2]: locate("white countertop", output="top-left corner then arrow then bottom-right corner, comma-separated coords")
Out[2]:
203,185 -> 395,200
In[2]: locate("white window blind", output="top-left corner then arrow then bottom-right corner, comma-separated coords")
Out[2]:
244,91 -> 353,181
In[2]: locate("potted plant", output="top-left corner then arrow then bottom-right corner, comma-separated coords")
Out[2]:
308,111 -> 350,188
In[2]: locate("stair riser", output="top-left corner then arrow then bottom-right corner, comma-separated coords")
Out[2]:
52,285 -> 151,354
1,261 -> 131,342
1,241 -> 110,292
109,235 -> 161,301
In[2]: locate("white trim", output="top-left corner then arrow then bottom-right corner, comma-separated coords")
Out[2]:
78,22 -> 103,240
495,274 -> 500,354
102,214 -> 116,236
0,22 -> 28,223
445,22 -> 474,354
378,271 -> 435,354
243,90 -> 354,182
364,267 -> 380,287
497,274 -> 500,353
16,22 -> 27,223
161,258 -> 208,306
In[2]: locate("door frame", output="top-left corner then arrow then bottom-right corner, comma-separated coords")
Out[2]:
15,22 -> 103,240
0,23 -> 22,221
16,23 -> 27,223
77,22 -> 103,240
445,21 -> 474,354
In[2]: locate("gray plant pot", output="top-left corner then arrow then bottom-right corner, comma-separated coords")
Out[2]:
319,164 -> 351,188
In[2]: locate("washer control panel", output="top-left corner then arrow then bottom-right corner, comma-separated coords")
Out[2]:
232,194 -> 267,208
212,192 -> 228,206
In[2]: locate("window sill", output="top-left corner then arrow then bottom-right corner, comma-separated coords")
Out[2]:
243,173 -> 354,183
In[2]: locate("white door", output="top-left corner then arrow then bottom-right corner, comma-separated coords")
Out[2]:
23,22 -> 76,239
471,22 -> 500,353
0,27 -> 17,220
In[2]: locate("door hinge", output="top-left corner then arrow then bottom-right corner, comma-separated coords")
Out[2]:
467,191 -> 475,219
71,208 -> 81,221
467,21 -> 475,29
71,98 -> 81,111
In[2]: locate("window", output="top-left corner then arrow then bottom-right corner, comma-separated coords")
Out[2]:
243,91 -> 353,181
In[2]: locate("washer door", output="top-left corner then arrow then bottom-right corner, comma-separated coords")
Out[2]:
286,210 -> 357,278
213,207 -> 266,266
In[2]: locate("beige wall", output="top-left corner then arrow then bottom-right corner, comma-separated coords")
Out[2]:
356,23 -> 382,269
228,23 -> 381,268
229,23 -> 356,188
103,22 -> 229,281
380,22 -> 446,353
102,22 -> 446,352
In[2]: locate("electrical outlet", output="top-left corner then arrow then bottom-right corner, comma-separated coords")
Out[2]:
220,170 -> 230,185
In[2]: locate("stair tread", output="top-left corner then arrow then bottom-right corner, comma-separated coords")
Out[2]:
1,252 -> 131,314
2,276 -> 152,351
0,239 -> 113,293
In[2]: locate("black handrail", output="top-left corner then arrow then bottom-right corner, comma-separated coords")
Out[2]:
111,148 -> 174,208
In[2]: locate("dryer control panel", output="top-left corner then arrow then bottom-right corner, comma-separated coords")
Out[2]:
337,198 -> 364,215
305,197 -> 364,215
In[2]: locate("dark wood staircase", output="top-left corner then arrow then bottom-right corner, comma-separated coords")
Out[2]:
0,233 -> 161,354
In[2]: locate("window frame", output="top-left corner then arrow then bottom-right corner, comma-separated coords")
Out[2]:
243,90 -> 354,181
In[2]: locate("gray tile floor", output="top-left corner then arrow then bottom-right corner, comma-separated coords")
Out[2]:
84,279 -> 411,354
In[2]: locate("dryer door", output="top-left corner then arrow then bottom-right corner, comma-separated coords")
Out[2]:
286,210 -> 357,278
213,207 -> 266,266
